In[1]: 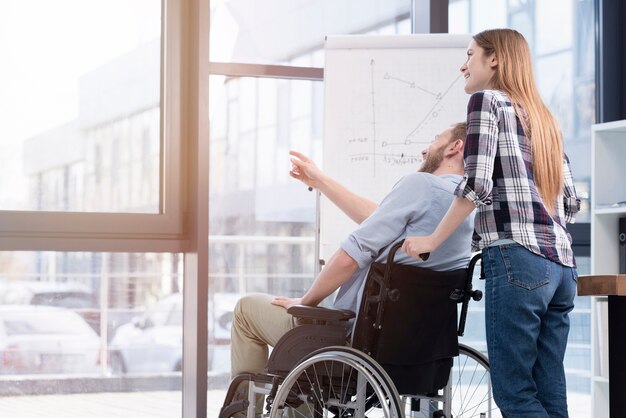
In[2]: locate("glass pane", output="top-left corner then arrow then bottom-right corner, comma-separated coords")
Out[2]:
535,0 -> 573,55
210,0 -> 412,65
449,0 -> 470,33
448,2 -> 594,417
470,0 -> 507,30
207,75 -> 322,406
0,251 -> 182,416
0,1 -> 161,213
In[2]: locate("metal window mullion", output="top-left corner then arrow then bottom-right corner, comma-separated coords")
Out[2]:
411,0 -> 449,34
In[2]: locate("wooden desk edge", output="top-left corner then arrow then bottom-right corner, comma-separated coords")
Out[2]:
577,274 -> 626,296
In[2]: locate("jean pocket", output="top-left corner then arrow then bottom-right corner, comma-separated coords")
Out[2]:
500,245 -> 551,290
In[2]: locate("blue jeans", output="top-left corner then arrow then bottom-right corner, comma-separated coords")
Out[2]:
482,243 -> 577,418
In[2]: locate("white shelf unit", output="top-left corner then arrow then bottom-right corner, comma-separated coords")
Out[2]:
590,119 -> 626,418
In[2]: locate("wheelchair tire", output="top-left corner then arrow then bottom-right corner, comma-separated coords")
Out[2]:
269,346 -> 403,418
400,344 -> 499,418
444,343 -> 500,418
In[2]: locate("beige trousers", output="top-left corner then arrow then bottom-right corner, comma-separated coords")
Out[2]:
231,294 -> 334,418
231,293 -> 297,376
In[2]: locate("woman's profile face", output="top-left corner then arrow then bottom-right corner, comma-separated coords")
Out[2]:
460,39 -> 497,94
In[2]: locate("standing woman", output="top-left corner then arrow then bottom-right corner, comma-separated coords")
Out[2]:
402,29 -> 580,417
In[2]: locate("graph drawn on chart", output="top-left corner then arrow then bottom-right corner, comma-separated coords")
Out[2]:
345,55 -> 466,178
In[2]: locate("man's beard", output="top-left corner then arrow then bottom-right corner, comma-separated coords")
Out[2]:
418,148 -> 444,174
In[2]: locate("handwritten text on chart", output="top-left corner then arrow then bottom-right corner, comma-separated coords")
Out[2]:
350,155 -> 370,162
348,137 -> 369,143
383,154 -> 421,166
349,153 -> 421,166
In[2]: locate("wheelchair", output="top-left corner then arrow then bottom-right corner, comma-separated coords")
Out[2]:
220,241 -> 499,417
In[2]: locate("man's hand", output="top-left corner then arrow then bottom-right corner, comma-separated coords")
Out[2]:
271,296 -> 303,310
401,236 -> 435,260
289,151 -> 378,224
289,151 -> 326,190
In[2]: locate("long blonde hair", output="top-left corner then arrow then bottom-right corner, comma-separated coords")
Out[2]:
473,28 -> 563,213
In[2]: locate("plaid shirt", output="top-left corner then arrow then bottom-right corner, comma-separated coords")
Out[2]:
455,90 -> 579,267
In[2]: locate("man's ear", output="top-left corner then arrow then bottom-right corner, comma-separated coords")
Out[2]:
446,139 -> 464,156
452,139 -> 464,153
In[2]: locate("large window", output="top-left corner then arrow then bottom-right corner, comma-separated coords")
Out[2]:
0,0 -> 193,416
208,75 -> 321,298
0,1 -> 161,213
209,0 -> 412,65
0,251 -> 183,415
205,2 -> 414,409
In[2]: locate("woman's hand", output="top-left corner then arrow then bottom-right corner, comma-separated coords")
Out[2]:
401,236 -> 435,260
271,296 -> 303,310
289,151 -> 325,190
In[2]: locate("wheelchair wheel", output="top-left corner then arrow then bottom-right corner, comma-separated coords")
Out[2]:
401,344 -> 498,418
445,343 -> 500,418
269,346 -> 403,418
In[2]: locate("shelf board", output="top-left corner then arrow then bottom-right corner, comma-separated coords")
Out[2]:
594,206 -> 626,215
592,120 -> 626,132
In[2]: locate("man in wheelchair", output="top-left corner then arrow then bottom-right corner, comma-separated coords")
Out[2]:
223,122 -> 475,417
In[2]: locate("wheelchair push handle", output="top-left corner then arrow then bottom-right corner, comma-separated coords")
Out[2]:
382,239 -> 430,287
376,239 -> 429,330
387,239 -> 430,263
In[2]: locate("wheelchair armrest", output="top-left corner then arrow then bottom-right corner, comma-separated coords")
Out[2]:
286,305 -> 356,322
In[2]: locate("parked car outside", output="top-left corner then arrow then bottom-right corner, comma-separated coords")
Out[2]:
0,280 -> 100,332
0,281 -> 95,309
109,293 -> 182,374
109,292 -> 238,374
0,305 -> 101,375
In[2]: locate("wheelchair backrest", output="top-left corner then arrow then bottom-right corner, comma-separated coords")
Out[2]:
352,261 -> 467,364
351,246 -> 471,394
